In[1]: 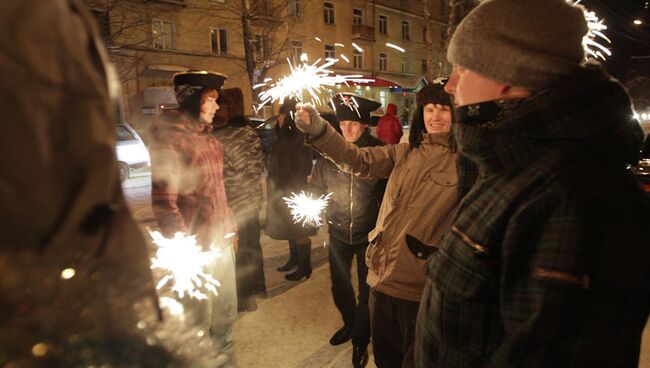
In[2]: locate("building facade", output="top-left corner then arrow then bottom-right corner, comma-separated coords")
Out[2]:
85,0 -> 448,132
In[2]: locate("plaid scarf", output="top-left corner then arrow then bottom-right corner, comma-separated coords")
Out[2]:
454,64 -> 643,176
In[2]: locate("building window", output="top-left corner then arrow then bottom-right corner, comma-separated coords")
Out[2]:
402,21 -> 410,40
379,90 -> 387,110
288,0 -> 301,17
152,19 -> 175,50
379,15 -> 387,35
353,8 -> 363,25
379,52 -> 388,72
210,28 -> 228,54
254,34 -> 270,60
324,44 -> 336,59
353,49 -> 363,69
421,59 -> 427,74
291,40 -> 303,64
324,2 -> 335,25
401,55 -> 409,73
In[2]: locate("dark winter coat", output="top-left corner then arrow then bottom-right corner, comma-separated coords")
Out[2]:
150,109 -> 235,248
311,129 -> 386,244
416,65 -> 650,368
212,117 -> 264,221
376,103 -> 403,144
265,119 -> 316,240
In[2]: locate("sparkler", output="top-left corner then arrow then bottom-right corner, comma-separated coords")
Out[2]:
149,231 -> 222,300
256,56 -> 374,110
385,43 -> 405,53
283,191 -> 333,227
570,0 -> 611,61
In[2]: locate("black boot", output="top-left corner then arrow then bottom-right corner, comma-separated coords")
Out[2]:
277,240 -> 297,272
285,240 -> 311,281
329,326 -> 352,345
352,344 -> 368,368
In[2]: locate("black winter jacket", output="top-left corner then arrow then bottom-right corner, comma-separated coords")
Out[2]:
311,129 -> 386,244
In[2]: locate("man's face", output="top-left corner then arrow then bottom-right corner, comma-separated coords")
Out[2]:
339,120 -> 366,142
200,91 -> 219,123
445,65 -> 505,107
423,103 -> 452,133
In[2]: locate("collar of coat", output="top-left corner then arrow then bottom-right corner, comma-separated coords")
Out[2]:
454,63 -> 643,174
420,131 -> 452,148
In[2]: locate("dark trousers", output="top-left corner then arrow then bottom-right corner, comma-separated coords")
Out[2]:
235,211 -> 266,297
329,236 -> 370,346
369,290 -> 420,368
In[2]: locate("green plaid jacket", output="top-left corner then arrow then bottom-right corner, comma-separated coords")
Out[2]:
415,65 -> 650,368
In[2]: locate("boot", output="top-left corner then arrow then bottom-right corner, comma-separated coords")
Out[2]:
285,240 -> 311,281
277,240 -> 297,272
352,344 -> 368,368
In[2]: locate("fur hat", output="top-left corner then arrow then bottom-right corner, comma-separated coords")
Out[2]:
219,88 -> 245,119
447,0 -> 588,90
330,93 -> 381,125
279,97 -> 298,115
416,79 -> 451,107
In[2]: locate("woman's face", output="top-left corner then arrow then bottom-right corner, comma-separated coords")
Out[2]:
423,103 -> 452,133
200,90 -> 219,123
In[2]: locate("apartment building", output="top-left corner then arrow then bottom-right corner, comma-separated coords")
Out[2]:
85,0 -> 448,130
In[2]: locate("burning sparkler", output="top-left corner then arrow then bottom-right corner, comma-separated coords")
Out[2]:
283,191 -> 333,227
256,57 -> 374,111
571,0 -> 611,61
150,231 -> 222,300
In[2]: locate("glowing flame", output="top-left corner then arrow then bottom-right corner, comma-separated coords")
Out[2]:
150,231 -> 221,300
283,191 -> 333,227
256,56 -> 374,111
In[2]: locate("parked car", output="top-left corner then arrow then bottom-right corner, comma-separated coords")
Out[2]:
631,135 -> 650,193
115,122 -> 150,183
248,116 -> 277,153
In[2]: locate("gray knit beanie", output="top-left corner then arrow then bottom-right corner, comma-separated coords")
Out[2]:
448,0 -> 589,90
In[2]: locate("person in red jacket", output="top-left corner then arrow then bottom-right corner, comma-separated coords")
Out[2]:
376,103 -> 403,144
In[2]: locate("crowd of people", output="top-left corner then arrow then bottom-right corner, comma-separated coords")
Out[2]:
2,0 -> 649,367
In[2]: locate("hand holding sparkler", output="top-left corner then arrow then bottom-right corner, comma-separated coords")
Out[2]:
294,103 -> 326,136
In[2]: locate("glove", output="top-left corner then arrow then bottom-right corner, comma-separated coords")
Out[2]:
295,102 -> 327,137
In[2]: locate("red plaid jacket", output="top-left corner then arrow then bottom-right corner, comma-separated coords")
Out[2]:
150,110 -> 235,248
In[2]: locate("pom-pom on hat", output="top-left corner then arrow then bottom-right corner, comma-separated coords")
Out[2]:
330,93 -> 382,125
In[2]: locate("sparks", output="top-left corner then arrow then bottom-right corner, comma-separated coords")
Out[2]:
283,191 -> 333,227
385,43 -> 405,53
256,56 -> 374,109
571,0 -> 611,61
314,36 -> 322,42
149,231 -> 222,300
334,43 -> 345,47
351,42 -> 364,52
340,54 -> 350,63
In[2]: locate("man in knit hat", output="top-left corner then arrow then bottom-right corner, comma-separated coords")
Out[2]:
414,0 -> 650,367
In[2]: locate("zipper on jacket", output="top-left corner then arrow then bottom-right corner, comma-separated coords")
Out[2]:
349,173 -> 354,244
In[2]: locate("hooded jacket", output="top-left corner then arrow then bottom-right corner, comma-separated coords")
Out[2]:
307,125 -> 459,302
417,65 -> 650,367
376,103 -> 403,144
311,128 -> 386,244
